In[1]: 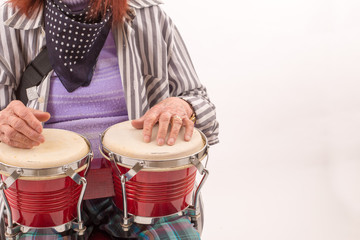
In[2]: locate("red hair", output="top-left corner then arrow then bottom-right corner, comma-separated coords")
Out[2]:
8,0 -> 128,24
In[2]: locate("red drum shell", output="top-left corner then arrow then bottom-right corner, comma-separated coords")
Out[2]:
113,164 -> 196,217
1,168 -> 86,228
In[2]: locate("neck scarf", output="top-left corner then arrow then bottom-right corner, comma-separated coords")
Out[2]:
44,0 -> 112,92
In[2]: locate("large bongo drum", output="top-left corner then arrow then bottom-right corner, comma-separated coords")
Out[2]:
100,121 -> 209,231
0,129 -> 92,239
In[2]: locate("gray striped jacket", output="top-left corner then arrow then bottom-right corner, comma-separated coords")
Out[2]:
0,0 -> 219,145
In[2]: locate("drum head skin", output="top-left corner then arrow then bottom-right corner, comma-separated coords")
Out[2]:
0,129 -> 89,169
103,121 -> 205,160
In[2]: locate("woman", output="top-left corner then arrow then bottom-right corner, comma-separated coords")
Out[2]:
0,0 -> 219,239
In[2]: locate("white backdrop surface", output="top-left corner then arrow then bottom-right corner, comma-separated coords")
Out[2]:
163,1 -> 360,239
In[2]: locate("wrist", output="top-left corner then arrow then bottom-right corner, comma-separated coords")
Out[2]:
179,98 -> 196,123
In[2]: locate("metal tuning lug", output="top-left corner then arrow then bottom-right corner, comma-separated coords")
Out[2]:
64,167 -> 87,236
0,170 -> 22,240
120,161 -> 144,231
124,161 -> 144,181
189,155 -> 210,231
120,174 -> 133,231
73,177 -> 87,236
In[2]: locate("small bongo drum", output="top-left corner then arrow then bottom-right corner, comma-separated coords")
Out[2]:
100,121 -> 209,231
0,129 -> 92,238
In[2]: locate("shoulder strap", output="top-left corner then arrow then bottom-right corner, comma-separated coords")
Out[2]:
16,47 -> 53,105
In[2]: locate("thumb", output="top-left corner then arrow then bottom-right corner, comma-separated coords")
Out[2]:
131,116 -> 145,129
30,109 -> 51,122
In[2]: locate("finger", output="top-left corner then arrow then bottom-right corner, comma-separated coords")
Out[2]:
183,118 -> 194,141
156,112 -> 171,146
0,133 -> 34,149
31,109 -> 51,123
1,125 -> 40,147
7,115 -> 45,143
142,112 -> 160,143
167,116 -> 183,146
11,102 -> 43,133
131,115 -> 145,129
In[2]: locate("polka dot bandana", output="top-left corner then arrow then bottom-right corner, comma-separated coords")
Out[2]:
44,0 -> 112,92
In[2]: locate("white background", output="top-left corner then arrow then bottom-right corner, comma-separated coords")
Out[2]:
163,1 -> 360,240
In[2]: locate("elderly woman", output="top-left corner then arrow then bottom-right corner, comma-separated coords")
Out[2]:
0,0 -> 219,239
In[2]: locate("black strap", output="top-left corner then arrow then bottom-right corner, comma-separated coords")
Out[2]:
16,47 -> 53,105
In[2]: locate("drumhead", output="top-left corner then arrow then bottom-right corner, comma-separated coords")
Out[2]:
102,121 -> 205,161
0,128 -> 89,169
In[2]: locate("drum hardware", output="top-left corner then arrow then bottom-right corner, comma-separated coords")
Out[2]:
100,142 -> 208,169
99,130 -> 208,170
0,158 -> 91,177
120,174 -> 132,231
0,199 -> 5,240
120,161 -> 144,227
20,222 -> 73,233
104,150 -> 146,231
0,165 -> 89,238
0,131 -> 93,238
99,149 -> 133,230
130,210 -> 186,225
63,166 -> 89,236
188,153 -> 209,229
0,169 -> 23,240
99,122 -> 210,234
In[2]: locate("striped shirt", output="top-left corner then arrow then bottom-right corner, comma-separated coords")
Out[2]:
0,0 -> 219,145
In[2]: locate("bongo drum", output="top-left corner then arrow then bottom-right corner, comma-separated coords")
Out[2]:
0,129 -> 92,238
100,121 -> 209,231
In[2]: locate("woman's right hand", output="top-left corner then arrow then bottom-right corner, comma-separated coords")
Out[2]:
0,100 -> 50,149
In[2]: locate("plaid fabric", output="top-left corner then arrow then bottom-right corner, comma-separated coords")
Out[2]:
17,231 -> 71,240
16,198 -> 200,240
137,216 -> 200,240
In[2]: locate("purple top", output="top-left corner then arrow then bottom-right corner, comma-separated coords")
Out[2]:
45,30 -> 128,158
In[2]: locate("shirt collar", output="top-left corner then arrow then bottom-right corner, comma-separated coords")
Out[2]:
127,0 -> 163,9
3,5 -> 43,30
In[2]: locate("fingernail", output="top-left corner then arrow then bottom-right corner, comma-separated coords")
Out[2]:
144,136 -> 150,143
168,138 -> 175,145
185,135 -> 191,141
36,126 -> 42,133
157,138 -> 164,146
38,135 -> 45,142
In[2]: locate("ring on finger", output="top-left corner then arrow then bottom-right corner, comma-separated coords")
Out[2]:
171,115 -> 183,124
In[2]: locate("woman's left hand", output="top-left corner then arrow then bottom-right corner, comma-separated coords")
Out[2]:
131,97 -> 194,146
